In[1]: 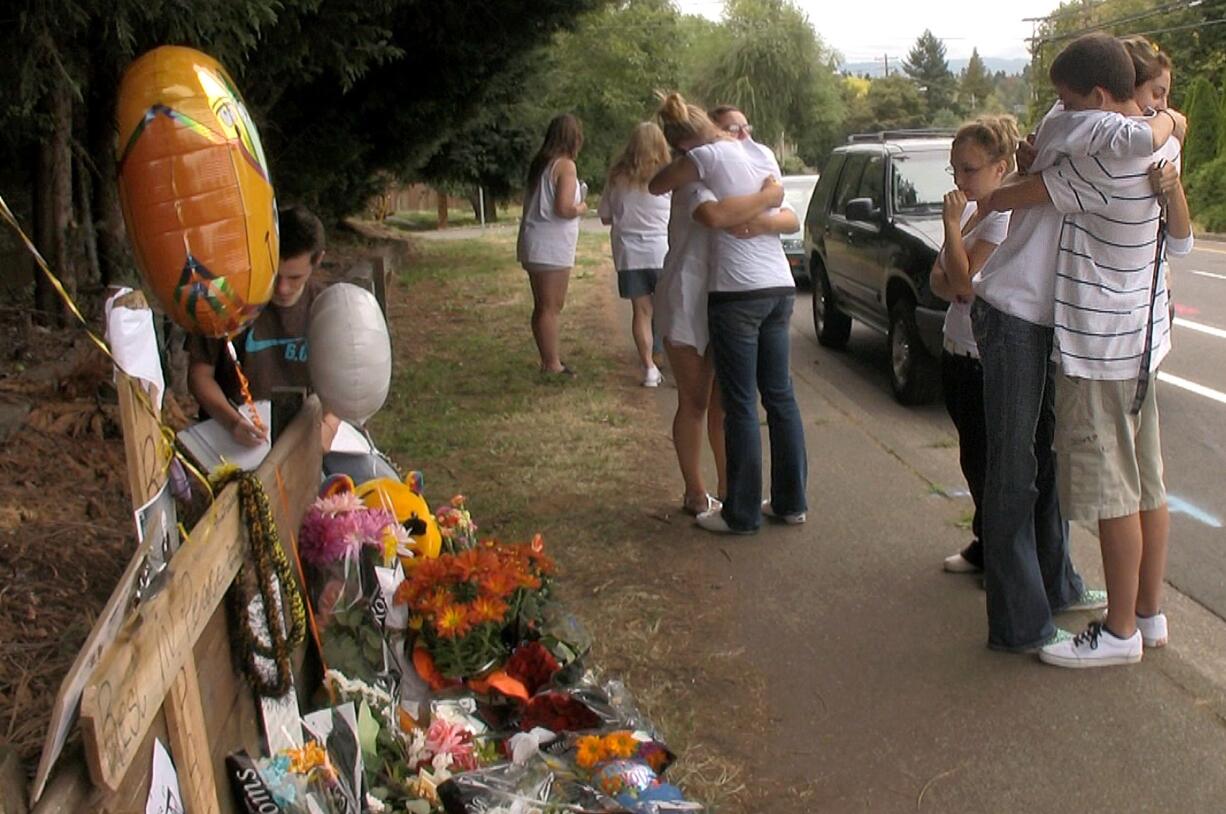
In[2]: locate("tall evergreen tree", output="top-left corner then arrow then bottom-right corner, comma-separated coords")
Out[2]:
960,48 -> 993,113
901,29 -> 955,115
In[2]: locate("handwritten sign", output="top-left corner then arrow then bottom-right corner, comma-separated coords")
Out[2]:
78,397 -> 321,791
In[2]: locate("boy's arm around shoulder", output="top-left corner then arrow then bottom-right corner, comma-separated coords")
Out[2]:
1037,109 -> 1175,164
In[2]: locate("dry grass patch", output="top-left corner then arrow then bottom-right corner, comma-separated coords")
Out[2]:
368,225 -> 759,811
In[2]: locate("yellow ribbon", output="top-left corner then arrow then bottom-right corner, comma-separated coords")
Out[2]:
0,191 -> 213,500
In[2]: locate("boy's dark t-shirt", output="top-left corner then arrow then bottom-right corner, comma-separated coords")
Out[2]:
186,280 -> 324,404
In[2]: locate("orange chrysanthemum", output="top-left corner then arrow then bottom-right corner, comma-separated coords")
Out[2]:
451,548 -> 482,581
468,595 -> 509,625
575,735 -> 606,769
603,731 -> 637,759
480,569 -> 519,599
435,604 -> 472,639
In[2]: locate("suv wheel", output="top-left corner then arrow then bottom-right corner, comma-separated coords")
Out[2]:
812,256 -> 851,348
888,299 -> 939,405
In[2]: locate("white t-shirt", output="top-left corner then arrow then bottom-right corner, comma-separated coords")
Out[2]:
686,140 -> 795,294
516,160 -> 582,268
1044,137 -> 1192,379
657,182 -> 719,351
938,203 -> 1010,357
597,180 -> 670,271
971,105 -> 1159,326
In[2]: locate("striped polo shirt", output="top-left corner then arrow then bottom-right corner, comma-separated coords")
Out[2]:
1042,138 -> 1186,380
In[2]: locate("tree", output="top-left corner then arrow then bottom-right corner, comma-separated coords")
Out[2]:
0,1 -> 607,312
694,0 -> 845,167
902,29 -> 955,115
529,0 -> 686,189
960,48 -> 994,113
1183,77 -> 1220,172
842,75 -> 926,135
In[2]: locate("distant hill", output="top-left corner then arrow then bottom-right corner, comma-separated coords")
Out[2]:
839,56 -> 1030,78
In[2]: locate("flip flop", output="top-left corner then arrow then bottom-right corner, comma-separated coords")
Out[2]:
682,494 -> 722,516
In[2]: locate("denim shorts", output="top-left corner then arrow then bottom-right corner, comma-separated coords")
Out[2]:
617,268 -> 660,299
1054,372 -> 1165,521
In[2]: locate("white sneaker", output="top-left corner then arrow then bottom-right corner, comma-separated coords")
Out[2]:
943,552 -> 979,573
1136,612 -> 1168,648
761,499 -> 805,525
642,366 -> 663,388
695,508 -> 754,535
1038,621 -> 1142,668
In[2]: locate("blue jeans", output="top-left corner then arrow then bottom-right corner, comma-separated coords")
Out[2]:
708,294 -> 808,531
972,300 -> 1084,650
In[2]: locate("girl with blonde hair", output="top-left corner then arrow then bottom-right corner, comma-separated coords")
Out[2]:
517,113 -> 587,376
598,122 -> 673,385
650,92 -> 806,532
931,114 -> 1019,575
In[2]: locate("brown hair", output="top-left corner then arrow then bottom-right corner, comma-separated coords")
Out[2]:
1049,32 -> 1136,103
708,104 -> 742,120
1119,35 -> 1173,88
527,114 -> 584,191
655,91 -> 721,150
952,115 -> 1021,173
278,204 -> 325,263
606,122 -> 672,189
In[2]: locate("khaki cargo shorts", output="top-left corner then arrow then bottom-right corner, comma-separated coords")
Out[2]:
1054,373 -> 1166,523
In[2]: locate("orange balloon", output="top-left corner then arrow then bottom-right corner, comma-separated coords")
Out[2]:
117,46 -> 278,337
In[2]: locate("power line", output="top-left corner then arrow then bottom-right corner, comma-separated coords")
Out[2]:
1028,0 -> 1208,44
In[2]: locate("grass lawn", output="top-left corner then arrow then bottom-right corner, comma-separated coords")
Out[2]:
368,226 -> 757,811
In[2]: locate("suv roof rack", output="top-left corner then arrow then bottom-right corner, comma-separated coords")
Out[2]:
846,129 -> 957,143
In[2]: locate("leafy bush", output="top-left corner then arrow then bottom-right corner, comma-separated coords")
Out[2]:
1186,156 -> 1226,232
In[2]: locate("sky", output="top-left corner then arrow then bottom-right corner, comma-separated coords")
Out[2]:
674,0 -> 1066,63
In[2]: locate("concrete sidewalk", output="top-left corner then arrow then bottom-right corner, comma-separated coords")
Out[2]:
636,299 -> 1226,812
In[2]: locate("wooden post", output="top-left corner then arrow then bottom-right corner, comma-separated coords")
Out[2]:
109,298 -> 220,814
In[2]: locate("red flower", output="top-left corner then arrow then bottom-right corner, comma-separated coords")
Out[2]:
504,641 -> 560,696
519,691 -> 600,733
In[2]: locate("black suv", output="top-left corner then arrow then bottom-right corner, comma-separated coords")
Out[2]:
804,131 -> 953,404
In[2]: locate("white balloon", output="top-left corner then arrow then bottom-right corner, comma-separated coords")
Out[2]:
308,283 -> 391,423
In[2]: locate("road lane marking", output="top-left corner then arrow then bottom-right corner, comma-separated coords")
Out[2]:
1190,269 -> 1226,282
1168,494 -> 1223,529
1192,244 -> 1226,256
1157,371 -> 1226,406
1174,317 -> 1226,340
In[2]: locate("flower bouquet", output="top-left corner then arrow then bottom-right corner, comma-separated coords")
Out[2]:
299,479 -> 407,692
395,536 -> 555,681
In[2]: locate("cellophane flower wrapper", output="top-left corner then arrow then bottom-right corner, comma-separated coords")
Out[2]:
299,703 -> 367,814
562,731 -> 697,814
518,672 -> 662,745
435,757 -> 625,814
300,492 -> 406,696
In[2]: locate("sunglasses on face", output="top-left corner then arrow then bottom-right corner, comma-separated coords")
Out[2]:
724,123 -> 753,135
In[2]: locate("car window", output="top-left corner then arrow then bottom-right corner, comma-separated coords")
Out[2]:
891,151 -> 949,214
833,154 -> 869,216
808,154 -> 843,221
856,154 -> 885,211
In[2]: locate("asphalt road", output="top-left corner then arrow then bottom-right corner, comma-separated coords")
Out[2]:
787,242 -> 1226,622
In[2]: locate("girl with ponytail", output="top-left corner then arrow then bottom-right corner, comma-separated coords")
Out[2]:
650,91 -> 808,535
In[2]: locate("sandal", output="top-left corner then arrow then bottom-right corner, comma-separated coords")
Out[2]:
682,494 -> 722,516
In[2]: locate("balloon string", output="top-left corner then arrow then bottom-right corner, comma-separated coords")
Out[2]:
0,190 -> 214,500
226,340 -> 267,436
